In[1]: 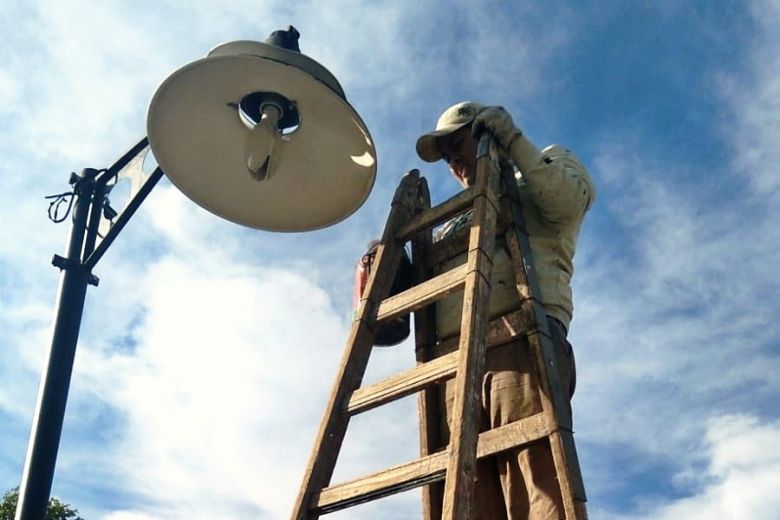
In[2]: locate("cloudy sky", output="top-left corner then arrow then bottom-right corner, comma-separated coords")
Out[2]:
2,1 -> 779,519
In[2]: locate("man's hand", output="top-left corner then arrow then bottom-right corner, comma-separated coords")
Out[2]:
471,106 -> 522,150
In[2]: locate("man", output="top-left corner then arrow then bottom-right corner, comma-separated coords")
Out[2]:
416,102 -> 595,519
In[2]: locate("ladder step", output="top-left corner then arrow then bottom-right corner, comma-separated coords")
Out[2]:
376,263 -> 468,323
396,187 -> 477,240
313,412 -> 553,515
316,452 -> 448,514
427,217 -> 511,268
347,350 -> 458,415
348,308 -> 532,416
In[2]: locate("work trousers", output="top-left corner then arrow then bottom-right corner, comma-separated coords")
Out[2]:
437,317 -> 576,520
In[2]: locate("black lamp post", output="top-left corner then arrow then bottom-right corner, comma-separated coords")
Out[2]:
15,141 -> 163,520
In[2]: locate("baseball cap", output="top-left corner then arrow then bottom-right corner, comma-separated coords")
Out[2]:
416,101 -> 485,162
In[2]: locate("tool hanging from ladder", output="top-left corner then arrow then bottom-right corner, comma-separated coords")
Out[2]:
290,134 -> 588,520
352,240 -> 414,346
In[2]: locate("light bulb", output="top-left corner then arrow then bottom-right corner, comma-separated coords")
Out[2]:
244,104 -> 284,181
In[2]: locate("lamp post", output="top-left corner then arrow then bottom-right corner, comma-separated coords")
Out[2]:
16,143 -> 163,520
15,27 -> 376,519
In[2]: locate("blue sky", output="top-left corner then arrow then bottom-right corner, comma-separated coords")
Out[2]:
1,1 -> 779,519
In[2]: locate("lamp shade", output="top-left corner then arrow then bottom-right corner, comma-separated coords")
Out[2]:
147,39 -> 376,232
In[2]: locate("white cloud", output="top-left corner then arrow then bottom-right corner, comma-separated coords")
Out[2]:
721,0 -> 780,198
6,2 -> 166,163
607,415 -> 780,520
0,69 -> 21,115
104,513 -> 160,520
67,253 -> 349,518
60,247 -> 429,519
572,139 -> 778,456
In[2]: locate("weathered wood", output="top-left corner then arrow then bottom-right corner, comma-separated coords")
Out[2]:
499,161 -> 588,518
428,219 -> 511,268
409,178 -> 443,520
476,412 -> 553,456
499,189 -> 543,304
397,186 -> 477,241
441,137 -> 500,520
441,250 -> 492,520
347,349 -> 458,415
503,198 -> 573,423
315,451 -> 449,514
436,307 -> 530,352
428,224 -> 469,266
549,430 -> 588,517
313,411 -> 554,515
290,171 -> 422,520
348,308 -> 533,416
501,204 -> 533,301
376,264 -> 467,323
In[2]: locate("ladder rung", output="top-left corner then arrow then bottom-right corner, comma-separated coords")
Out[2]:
427,225 -> 469,267
397,187 -> 477,240
426,215 -> 512,268
313,412 -> 553,514
315,451 -> 448,514
347,351 -> 458,415
436,307 -> 529,352
476,411 -> 553,457
376,263 -> 468,323
348,308 -> 532,416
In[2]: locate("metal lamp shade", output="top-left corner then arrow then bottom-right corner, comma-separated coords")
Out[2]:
147,42 -> 376,232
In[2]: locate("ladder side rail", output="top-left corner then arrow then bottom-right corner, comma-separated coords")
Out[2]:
500,198 -> 570,427
409,177 -> 444,520
499,164 -> 588,518
440,136 -> 501,520
290,170 -> 423,520
503,222 -> 587,516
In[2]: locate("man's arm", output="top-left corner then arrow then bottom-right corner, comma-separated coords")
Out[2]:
514,143 -> 595,227
473,106 -> 596,227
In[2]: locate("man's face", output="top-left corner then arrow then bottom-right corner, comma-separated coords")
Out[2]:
437,125 -> 478,188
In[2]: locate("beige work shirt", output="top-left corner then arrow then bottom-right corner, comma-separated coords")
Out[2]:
435,142 -> 596,339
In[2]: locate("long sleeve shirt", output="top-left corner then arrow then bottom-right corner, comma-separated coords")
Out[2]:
434,139 -> 596,339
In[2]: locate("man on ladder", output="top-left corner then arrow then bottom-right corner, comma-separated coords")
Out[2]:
415,102 -> 596,519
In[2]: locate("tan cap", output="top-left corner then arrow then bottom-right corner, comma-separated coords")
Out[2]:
416,101 -> 485,162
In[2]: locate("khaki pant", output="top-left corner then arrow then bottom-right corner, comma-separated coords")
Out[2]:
437,318 -> 575,520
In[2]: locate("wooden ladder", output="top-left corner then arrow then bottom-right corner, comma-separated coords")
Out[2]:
290,136 -> 588,519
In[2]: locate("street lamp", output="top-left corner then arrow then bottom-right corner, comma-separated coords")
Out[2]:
16,26 -> 376,519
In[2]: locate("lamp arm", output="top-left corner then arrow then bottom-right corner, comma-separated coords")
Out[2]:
81,136 -> 164,271
83,165 -> 163,271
